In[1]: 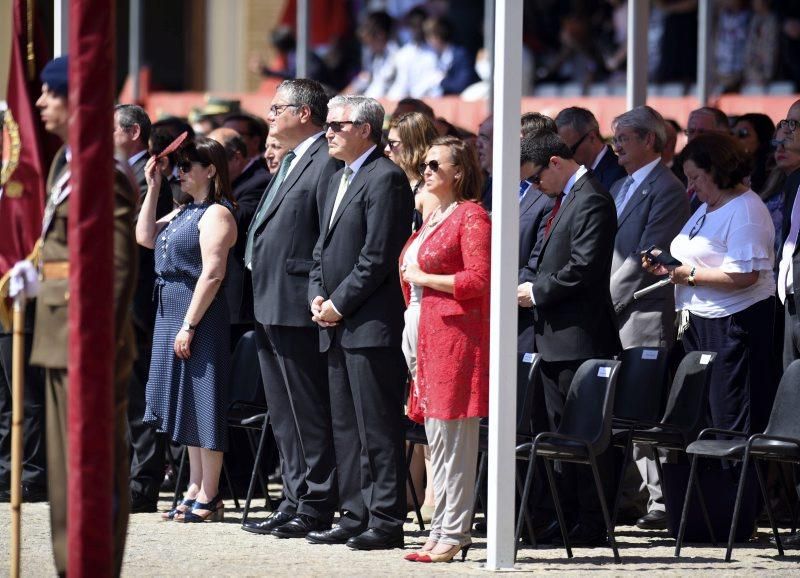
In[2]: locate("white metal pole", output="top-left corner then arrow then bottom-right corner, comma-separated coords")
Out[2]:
129,0 -> 141,101
296,0 -> 309,78
486,0 -> 522,570
484,0 -> 495,110
53,0 -> 68,57
697,0 -> 711,105
626,0 -> 649,110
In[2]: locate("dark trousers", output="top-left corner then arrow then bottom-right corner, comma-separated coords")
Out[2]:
684,297 -> 775,435
784,294 -> 800,370
46,367 -> 130,576
328,344 -> 406,532
0,330 -> 47,488
127,323 -> 164,501
540,359 -> 615,529
254,323 -> 336,519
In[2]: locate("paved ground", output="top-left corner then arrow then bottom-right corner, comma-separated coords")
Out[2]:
3,495 -> 800,576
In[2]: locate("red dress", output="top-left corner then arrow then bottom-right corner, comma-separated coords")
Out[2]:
399,201 -> 491,422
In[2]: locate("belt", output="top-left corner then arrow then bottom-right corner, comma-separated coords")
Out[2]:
41,261 -> 69,281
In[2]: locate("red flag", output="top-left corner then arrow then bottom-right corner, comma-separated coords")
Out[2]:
0,0 -> 58,276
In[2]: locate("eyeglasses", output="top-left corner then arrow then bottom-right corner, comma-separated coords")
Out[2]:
177,160 -> 209,173
386,139 -> 401,150
688,212 -> 706,240
418,160 -> 456,175
323,120 -> 360,133
569,131 -> 592,155
684,127 -> 708,138
528,162 -> 549,186
269,103 -> 300,116
778,119 -> 800,132
734,128 -> 750,139
611,133 -> 640,148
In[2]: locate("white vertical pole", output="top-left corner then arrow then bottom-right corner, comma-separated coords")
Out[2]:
626,0 -> 649,110
486,0 -> 522,570
697,0 -> 711,105
484,0 -> 495,110
296,0 -> 309,78
129,0 -> 141,101
53,0 -> 68,57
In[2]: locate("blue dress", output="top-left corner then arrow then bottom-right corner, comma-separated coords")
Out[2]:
144,200 -> 232,452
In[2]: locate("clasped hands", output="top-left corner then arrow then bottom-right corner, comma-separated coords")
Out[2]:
311,295 -> 342,327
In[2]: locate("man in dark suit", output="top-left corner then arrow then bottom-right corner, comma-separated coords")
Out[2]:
222,113 -> 268,170
517,132 -> 620,546
208,127 -> 269,335
241,79 -> 342,539
306,95 -> 412,550
113,103 -> 173,512
556,106 -> 626,193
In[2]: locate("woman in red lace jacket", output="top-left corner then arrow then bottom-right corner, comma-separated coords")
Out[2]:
399,136 -> 490,563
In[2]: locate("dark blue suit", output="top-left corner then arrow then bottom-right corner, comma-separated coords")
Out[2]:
591,145 -> 627,194
441,45 -> 480,95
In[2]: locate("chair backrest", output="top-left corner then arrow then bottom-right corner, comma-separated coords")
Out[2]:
558,359 -> 621,453
613,346 -> 668,422
227,330 -> 265,407
660,351 -> 715,437
764,359 -> 800,438
516,353 -> 542,437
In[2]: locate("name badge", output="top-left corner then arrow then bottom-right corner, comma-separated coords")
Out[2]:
598,366 -> 611,378
642,349 -> 659,360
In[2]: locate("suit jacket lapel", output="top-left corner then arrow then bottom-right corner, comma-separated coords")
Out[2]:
537,186 -> 579,261
617,163 -> 662,226
519,187 -> 540,217
262,138 -> 322,223
325,148 -> 382,238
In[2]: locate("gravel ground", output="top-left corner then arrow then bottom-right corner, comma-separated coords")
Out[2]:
3,496 -> 800,576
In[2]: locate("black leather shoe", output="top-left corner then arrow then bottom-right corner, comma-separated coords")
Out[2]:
346,527 -> 404,550
636,510 -> 668,530
272,514 -> 331,538
0,484 -> 48,503
242,511 -> 293,535
531,519 -> 561,544
555,523 -> 607,547
771,532 -> 800,549
306,525 -> 362,545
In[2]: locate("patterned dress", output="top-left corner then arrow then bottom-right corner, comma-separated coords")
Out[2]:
143,200 -> 232,451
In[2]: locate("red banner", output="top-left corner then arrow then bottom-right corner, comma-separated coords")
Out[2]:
0,0 -> 58,276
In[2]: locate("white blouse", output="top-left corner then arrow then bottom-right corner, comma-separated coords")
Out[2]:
670,190 -> 775,318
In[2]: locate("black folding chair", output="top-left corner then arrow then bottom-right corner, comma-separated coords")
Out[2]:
675,359 -> 800,561
516,359 -> 622,563
624,350 -> 718,542
609,346 -> 669,527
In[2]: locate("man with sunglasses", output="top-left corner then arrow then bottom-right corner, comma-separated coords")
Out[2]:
516,131 -> 620,546
555,106 -> 626,193
608,106 -> 689,531
307,95 -> 412,550
242,79 -> 342,539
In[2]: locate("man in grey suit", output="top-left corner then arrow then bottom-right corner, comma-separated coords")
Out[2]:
609,105 -> 689,530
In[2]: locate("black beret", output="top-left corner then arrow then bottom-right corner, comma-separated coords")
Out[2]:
41,56 -> 68,98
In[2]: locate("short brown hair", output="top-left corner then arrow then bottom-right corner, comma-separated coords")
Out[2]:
681,133 -> 753,190
429,136 -> 483,202
389,112 -> 438,180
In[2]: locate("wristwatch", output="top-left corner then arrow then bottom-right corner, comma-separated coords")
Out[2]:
687,267 -> 697,287
181,320 -> 196,332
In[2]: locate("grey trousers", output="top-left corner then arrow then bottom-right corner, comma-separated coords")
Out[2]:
424,416 -> 480,546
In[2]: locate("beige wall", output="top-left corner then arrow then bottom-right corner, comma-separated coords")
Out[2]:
0,0 -> 12,101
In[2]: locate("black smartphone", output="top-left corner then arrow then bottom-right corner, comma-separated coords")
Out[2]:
642,245 -> 682,268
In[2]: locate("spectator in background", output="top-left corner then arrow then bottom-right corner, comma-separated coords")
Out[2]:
653,0 -> 698,84
776,0 -> 800,91
387,6 -> 439,100
662,119 -> 681,168
391,98 -> 435,121
732,113 -> 776,194
744,0 -> 779,87
714,0 -> 751,93
223,113 -> 268,169
347,11 -> 398,98
476,115 -> 493,212
249,25 -> 332,88
555,106 -> 626,192
264,134 -> 286,173
421,16 -> 480,96
686,107 -> 730,141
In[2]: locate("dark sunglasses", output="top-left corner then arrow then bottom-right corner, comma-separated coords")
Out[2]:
418,160 -> 455,175
177,160 -> 209,173
529,162 -> 549,186
569,131 -> 592,155
688,212 -> 706,240
734,128 -> 750,139
386,139 -> 401,150
323,120 -> 359,133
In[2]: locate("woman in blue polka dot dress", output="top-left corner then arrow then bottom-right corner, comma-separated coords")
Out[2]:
136,137 -> 237,523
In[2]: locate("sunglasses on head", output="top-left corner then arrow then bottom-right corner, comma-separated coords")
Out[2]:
418,160 -> 455,175
177,160 -> 209,173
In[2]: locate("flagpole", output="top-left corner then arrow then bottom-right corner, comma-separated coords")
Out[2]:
9,294 -> 26,578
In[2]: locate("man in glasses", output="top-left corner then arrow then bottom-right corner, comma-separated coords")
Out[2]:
608,106 -> 689,531
516,131 -> 620,546
242,79 -> 342,539
307,95 -> 412,550
555,106 -> 626,193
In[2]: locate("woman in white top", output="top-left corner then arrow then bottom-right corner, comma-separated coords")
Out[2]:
644,133 -> 776,434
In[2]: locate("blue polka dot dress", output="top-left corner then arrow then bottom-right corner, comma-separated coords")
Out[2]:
143,200 -> 232,452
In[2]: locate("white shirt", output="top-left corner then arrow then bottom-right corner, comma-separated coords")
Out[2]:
671,190 -> 775,318
386,42 -> 439,99
286,131 -> 326,177
127,149 -> 147,167
615,157 -> 661,214
778,183 -> 800,302
529,165 -> 589,304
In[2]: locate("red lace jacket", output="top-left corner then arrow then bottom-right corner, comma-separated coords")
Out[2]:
399,201 -> 491,422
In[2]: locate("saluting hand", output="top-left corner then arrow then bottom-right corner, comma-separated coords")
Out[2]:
145,155 -> 163,190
